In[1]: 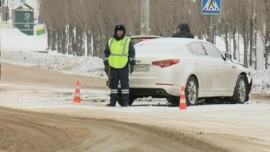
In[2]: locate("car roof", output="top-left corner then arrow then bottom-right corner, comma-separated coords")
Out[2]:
129,35 -> 163,39
157,37 -> 204,44
136,37 -> 207,48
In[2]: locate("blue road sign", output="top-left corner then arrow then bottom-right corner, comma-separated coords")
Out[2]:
202,0 -> 222,15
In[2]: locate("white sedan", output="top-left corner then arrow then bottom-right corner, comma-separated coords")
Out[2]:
128,38 -> 252,106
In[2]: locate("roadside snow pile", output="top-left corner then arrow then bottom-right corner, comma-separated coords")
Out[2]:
2,50 -> 106,78
1,27 -> 106,78
1,28 -> 47,52
252,70 -> 270,94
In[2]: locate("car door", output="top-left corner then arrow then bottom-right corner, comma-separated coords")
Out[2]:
188,42 -> 214,97
202,43 -> 233,95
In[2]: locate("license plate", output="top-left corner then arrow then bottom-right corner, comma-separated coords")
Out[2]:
134,64 -> 150,72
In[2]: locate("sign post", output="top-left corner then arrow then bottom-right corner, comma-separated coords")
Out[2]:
202,0 -> 222,45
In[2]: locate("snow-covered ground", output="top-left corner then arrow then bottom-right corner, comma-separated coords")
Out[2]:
1,27 -> 106,78
0,27 -> 269,94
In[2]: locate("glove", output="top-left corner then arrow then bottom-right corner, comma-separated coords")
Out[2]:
105,66 -> 109,75
130,65 -> 134,74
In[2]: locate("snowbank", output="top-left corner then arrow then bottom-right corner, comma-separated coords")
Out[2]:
2,50 -> 106,78
252,70 -> 270,94
1,28 -> 47,52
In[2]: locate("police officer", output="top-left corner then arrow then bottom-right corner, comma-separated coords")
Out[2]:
104,24 -> 136,107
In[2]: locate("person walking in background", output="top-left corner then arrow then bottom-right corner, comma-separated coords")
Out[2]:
103,24 -> 136,107
173,23 -> 194,38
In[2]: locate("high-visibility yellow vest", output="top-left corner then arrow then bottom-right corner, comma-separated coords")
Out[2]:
108,37 -> 130,69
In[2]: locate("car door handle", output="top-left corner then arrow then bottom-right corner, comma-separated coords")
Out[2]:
232,66 -> 236,68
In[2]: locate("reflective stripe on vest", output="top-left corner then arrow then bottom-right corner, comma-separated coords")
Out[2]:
108,37 -> 130,69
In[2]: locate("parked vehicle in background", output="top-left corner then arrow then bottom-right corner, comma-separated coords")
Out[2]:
128,38 -> 252,106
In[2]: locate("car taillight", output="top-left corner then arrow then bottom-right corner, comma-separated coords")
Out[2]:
152,59 -> 180,68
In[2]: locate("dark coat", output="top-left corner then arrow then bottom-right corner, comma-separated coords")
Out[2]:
173,23 -> 194,38
173,31 -> 195,38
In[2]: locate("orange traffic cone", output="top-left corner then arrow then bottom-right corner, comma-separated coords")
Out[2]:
179,87 -> 187,110
73,81 -> 81,104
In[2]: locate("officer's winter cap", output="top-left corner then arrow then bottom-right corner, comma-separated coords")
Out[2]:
115,24 -> 126,34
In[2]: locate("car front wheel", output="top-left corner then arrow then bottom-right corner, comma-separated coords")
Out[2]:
232,75 -> 248,104
185,76 -> 198,106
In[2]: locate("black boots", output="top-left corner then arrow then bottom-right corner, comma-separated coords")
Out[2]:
106,103 -> 116,107
105,102 -> 130,107
123,102 -> 129,107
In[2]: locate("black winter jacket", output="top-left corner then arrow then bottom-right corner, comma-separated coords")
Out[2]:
173,31 -> 194,38
173,23 -> 194,38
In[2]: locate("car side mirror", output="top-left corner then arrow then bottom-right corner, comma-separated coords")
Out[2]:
225,53 -> 232,60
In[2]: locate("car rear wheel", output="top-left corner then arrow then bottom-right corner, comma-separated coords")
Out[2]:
117,94 -> 135,106
232,75 -> 248,104
185,76 -> 198,106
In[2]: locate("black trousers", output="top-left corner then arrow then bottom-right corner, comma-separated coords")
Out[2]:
110,65 -> 129,105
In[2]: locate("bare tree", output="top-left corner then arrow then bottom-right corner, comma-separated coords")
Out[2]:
39,0 -> 270,70
263,0 -> 270,69
235,0 -> 252,67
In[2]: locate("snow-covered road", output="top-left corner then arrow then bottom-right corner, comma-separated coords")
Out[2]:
1,63 -> 270,152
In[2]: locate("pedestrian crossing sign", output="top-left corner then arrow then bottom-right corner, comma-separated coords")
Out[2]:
202,0 -> 222,15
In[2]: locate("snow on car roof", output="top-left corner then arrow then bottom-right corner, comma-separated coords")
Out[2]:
158,37 -> 202,44
135,37 -> 204,47
129,35 -> 162,38
135,37 -> 205,47
134,38 -> 201,57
